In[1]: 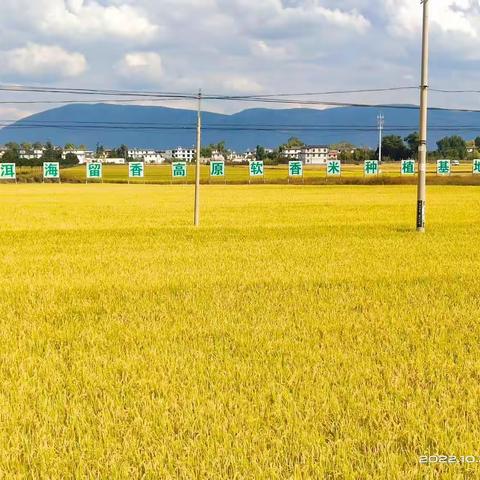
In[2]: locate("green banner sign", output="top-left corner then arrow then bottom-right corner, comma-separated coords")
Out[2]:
129,162 -> 144,178
327,160 -> 341,177
43,162 -> 60,179
473,159 -> 480,175
172,162 -> 187,178
210,161 -> 225,177
401,159 -> 416,175
437,159 -> 451,176
364,160 -> 379,176
288,161 -> 303,177
249,161 -> 264,177
86,162 -> 102,179
0,163 -> 16,180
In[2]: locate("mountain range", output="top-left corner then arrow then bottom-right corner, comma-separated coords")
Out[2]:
1,103 -> 479,151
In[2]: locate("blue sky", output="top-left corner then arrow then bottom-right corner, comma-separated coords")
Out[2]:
1,0 -> 480,119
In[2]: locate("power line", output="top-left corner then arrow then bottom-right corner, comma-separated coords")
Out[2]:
0,84 -> 419,98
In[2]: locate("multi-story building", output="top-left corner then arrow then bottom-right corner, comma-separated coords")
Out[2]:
172,147 -> 196,163
283,147 -> 302,159
299,145 -> 330,165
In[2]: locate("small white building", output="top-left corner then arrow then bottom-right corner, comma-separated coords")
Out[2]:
172,147 -> 196,163
228,152 -> 245,164
128,149 -> 165,164
299,145 -> 330,165
328,150 -> 339,160
0,147 -> 6,159
62,149 -> 95,164
211,150 -> 226,162
20,148 -> 45,160
103,157 -> 126,165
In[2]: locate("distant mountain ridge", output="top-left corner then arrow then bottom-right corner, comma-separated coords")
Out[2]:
1,103 -> 479,151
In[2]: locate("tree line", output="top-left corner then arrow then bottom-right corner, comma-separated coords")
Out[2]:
375,133 -> 475,162
1,134 -> 477,167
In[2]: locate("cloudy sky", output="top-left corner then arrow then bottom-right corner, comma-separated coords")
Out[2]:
1,0 -> 480,120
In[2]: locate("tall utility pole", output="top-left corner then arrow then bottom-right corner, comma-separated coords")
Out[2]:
417,0 -> 430,232
377,114 -> 384,163
194,89 -> 202,227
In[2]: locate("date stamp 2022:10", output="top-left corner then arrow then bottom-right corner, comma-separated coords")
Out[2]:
420,455 -> 480,465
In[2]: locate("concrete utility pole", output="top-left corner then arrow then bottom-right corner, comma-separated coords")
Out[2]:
377,114 -> 384,163
417,0 -> 430,232
194,89 -> 202,227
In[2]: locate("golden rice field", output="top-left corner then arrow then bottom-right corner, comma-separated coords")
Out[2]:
0,183 -> 479,479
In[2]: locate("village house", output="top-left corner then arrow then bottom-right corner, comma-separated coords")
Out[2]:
128,149 -> 165,164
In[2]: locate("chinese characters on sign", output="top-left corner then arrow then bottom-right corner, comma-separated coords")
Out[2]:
437,159 -> 451,176
401,159 -> 416,176
129,162 -> 144,178
249,161 -> 264,177
473,159 -> 480,175
288,161 -> 303,177
327,160 -> 341,177
172,162 -> 187,178
210,161 -> 225,177
0,163 -> 16,180
43,162 -> 60,180
364,160 -> 379,176
86,162 -> 102,179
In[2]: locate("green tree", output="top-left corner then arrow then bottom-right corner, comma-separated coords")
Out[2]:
201,145 -> 213,158
96,144 -> 105,159
63,153 -> 79,165
436,135 -> 467,159
475,136 -> 480,149
110,144 -> 128,159
380,135 -> 410,161
20,142 -> 32,152
339,150 -> 353,162
1,143 -> 20,164
353,149 -> 368,162
64,143 -> 76,150
214,141 -> 227,154
331,141 -> 355,151
42,142 -> 61,164
5,142 -> 19,150
256,145 -> 266,161
284,137 -> 304,148
404,132 -> 420,158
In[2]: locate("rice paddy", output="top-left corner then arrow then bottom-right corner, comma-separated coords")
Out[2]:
0,183 -> 478,478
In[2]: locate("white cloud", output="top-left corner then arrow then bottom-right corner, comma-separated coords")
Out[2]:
251,40 -> 289,60
386,0 -> 476,37
2,0 -> 480,113
0,106 -> 35,122
221,76 -> 263,94
2,0 -> 159,42
117,52 -> 164,83
0,43 -> 87,79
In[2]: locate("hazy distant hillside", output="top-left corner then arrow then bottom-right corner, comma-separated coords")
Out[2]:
1,103 -> 479,150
